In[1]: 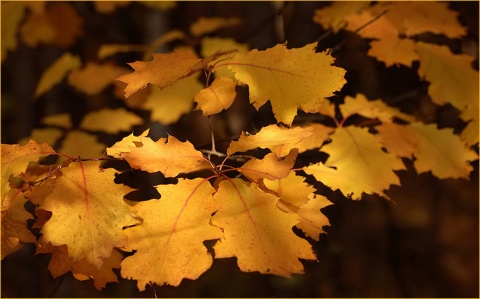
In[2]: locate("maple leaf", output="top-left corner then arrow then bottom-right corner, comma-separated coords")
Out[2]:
119,134 -> 208,177
284,123 -> 334,155
189,17 -> 241,37
34,52 -> 81,98
415,42 -> 479,112
212,179 -> 316,276
117,49 -> 203,98
121,178 -> 222,290
106,129 -> 149,159
305,126 -> 405,200
143,73 -> 203,125
227,124 -> 313,156
68,62 -> 129,95
340,93 -> 415,123
377,123 -> 478,179
39,161 -> 138,268
59,131 -> 106,159
79,108 -> 143,134
36,240 -> 123,290
195,76 -> 237,116
239,149 -> 297,184
201,37 -> 249,80
227,43 -> 346,125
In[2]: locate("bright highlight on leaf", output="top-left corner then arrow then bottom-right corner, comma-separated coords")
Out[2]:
228,43 -> 346,125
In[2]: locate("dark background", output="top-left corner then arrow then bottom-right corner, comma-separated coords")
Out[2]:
1,1 -> 478,297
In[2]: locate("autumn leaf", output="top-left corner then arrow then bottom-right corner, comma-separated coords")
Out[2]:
368,37 -> 418,68
415,42 -> 479,112
79,108 -> 143,134
19,6 -> 55,47
313,1 -> 369,33
34,52 -> 81,98
59,131 -> 106,159
97,44 -> 148,60
296,193 -> 332,241
239,149 -> 297,184
117,49 -> 203,98
120,135 -> 207,177
37,240 -> 123,290
227,43 -> 346,125
46,2 -> 83,48
212,179 -> 316,276
195,76 -> 237,116
143,73 -> 203,125
68,62 -> 129,95
41,113 -> 72,129
1,2 -> 26,62
459,107 -> 479,147
121,178 -> 222,290
227,124 -> 313,156
18,128 -> 63,146
266,172 -> 314,208
106,129 -> 149,159
39,161 -> 138,268
201,37 -> 249,80
377,123 -> 478,179
340,93 -> 415,123
305,126 -> 405,200
283,124 -> 334,155
93,1 -> 131,14
189,16 -> 241,37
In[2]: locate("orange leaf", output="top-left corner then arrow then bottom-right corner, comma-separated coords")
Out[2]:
212,179 -> 316,276
195,76 -> 237,116
39,161 -> 139,268
227,43 -> 346,125
117,49 -> 203,98
121,178 -> 222,290
121,135 -> 207,177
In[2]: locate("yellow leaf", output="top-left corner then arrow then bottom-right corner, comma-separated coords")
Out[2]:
286,123 -> 334,155
39,161 -> 138,268
97,44 -> 148,60
212,179 -> 316,276
313,1 -> 370,33
201,37 -> 249,80
122,135 -> 207,177
227,124 -> 313,156
18,128 -> 63,146
1,2 -> 26,62
415,42 -> 479,111
106,129 -> 149,159
459,107 -> 479,147
239,149 -> 297,184
411,123 -> 478,179
266,172 -> 315,208
117,49 -> 203,98
340,93 -> 415,123
189,17 -> 241,37
195,76 -> 237,116
59,131 -> 106,159
34,53 -> 81,98
306,126 -> 405,200
368,37 -> 418,67
79,108 -> 143,134
376,123 -> 417,158
42,113 -> 72,129
68,63 -> 129,95
296,193 -> 332,241
142,73 -> 203,125
228,43 -> 346,125
121,178 -> 222,290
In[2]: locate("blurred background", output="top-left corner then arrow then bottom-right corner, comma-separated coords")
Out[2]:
1,1 -> 478,297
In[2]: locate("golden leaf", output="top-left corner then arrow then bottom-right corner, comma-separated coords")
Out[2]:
68,62 -> 129,95
239,149 -> 297,184
42,113 -> 72,129
195,76 -> 237,116
34,53 -> 81,98
313,1 -> 370,33
106,129 -> 149,159
79,108 -> 143,134
59,131 -> 106,159
189,17 -> 241,37
18,128 -> 63,146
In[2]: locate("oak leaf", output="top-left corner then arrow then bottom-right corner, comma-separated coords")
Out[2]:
227,124 -> 313,156
305,126 -> 405,199
195,76 -> 237,116
227,43 -> 346,125
120,135 -> 207,177
79,108 -> 143,134
117,49 -> 203,97
212,179 -> 316,276
39,161 -> 138,268
121,178 -> 222,290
